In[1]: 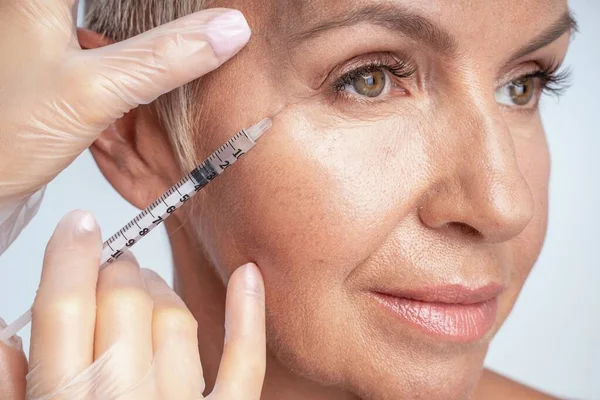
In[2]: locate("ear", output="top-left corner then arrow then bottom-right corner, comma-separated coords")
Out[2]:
79,28 -> 182,209
77,28 -> 112,50
90,110 -> 173,209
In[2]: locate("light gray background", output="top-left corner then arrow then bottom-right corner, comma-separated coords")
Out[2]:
1,1 -> 598,399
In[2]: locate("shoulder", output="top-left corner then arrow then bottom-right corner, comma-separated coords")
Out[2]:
472,369 -> 559,400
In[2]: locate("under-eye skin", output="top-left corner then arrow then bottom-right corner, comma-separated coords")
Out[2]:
332,52 -> 417,103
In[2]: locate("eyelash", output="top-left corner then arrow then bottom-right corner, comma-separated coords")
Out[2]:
331,54 -> 571,103
332,53 -> 416,94
522,63 -> 571,97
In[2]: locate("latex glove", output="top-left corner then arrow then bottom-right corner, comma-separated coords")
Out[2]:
0,318 -> 27,399
0,1 -> 251,254
0,188 -> 45,257
0,210 -> 266,399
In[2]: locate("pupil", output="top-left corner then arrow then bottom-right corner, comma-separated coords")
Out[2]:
353,70 -> 386,97
509,78 -> 533,105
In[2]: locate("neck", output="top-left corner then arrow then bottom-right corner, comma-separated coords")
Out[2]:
166,219 -> 355,400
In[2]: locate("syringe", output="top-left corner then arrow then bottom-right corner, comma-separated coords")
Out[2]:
0,118 -> 273,342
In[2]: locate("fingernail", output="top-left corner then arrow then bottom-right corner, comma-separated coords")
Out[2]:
205,10 -> 251,59
242,263 -> 264,298
55,210 -> 98,240
0,317 -> 22,350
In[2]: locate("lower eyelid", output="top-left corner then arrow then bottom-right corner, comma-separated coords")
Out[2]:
336,70 -> 412,101
498,92 -> 542,112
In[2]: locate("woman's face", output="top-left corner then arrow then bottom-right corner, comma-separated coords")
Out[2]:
181,0 -> 572,398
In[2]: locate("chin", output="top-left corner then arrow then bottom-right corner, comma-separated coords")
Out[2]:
265,300 -> 491,400
346,336 -> 489,400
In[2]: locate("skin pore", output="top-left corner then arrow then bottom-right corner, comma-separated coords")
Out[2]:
87,0 -> 575,399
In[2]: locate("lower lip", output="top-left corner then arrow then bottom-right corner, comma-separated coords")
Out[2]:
373,293 -> 498,342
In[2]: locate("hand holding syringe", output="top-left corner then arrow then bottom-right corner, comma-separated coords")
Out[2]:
0,1 -> 269,396
0,117 -> 273,341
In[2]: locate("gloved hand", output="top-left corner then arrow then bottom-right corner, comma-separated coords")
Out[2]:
0,319 -> 26,399
2,210 -> 266,399
0,1 -> 251,253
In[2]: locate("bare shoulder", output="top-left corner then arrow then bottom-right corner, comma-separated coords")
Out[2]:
472,369 -> 559,400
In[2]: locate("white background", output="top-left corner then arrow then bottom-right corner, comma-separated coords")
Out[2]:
0,1 -> 598,398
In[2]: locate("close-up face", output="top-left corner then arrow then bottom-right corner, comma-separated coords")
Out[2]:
105,0 -> 575,399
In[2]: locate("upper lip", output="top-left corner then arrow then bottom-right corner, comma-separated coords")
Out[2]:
375,283 -> 504,305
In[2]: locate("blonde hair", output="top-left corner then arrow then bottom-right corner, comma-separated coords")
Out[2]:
86,0 -> 208,170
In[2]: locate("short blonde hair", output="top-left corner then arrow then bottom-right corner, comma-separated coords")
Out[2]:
86,0 -> 208,170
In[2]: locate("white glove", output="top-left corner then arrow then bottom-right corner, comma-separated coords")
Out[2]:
2,211 -> 266,400
0,0 -> 251,254
0,188 -> 45,256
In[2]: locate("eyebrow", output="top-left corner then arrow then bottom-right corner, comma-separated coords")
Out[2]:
289,3 -> 457,55
506,10 -> 578,63
289,4 -> 578,61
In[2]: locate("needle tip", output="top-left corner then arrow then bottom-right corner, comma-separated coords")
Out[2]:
246,118 -> 273,141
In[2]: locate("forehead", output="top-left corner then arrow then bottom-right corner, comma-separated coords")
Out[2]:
240,0 -> 568,46
263,0 -> 566,22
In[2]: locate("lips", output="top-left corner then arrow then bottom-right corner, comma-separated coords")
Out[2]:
371,284 -> 503,342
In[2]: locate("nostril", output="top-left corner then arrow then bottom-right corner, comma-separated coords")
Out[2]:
446,222 -> 481,238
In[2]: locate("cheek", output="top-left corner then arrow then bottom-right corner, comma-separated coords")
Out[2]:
194,110 -> 430,284
513,124 -> 550,278
186,109 -> 439,387
497,124 -> 550,320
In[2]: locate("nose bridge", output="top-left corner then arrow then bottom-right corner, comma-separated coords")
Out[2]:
420,91 -> 534,243
453,93 -> 516,181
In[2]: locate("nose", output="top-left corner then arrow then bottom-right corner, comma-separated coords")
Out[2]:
418,100 -> 535,244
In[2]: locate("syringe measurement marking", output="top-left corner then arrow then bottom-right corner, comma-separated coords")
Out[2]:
100,127 -> 261,267
0,119 -> 273,342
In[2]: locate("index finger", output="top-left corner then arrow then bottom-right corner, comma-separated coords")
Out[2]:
28,211 -> 102,397
73,8 -> 251,127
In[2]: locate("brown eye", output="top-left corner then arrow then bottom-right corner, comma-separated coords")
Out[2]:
352,69 -> 387,97
496,76 -> 538,107
508,77 -> 535,105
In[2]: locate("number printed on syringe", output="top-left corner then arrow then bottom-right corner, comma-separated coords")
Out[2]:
0,118 -> 273,340
100,118 -> 273,268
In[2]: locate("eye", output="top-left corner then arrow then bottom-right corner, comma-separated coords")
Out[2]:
347,69 -> 388,98
495,76 -> 536,107
332,53 -> 417,103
